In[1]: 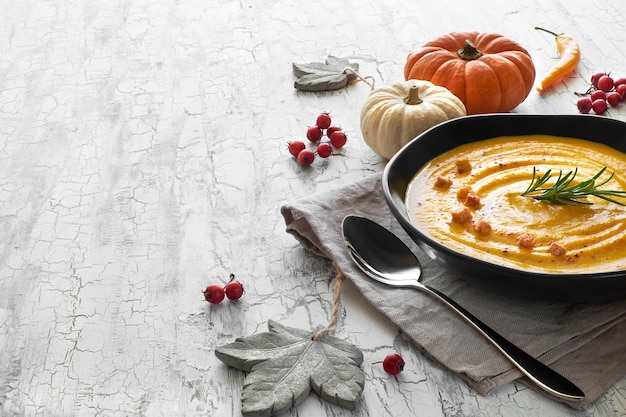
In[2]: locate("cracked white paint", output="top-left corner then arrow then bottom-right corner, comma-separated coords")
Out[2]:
0,0 -> 625,416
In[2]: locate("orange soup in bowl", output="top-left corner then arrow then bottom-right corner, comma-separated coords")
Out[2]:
406,135 -> 626,273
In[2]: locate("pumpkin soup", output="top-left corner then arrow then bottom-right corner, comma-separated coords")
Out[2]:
406,135 -> 626,273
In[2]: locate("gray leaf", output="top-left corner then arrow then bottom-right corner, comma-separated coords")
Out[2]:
215,320 -> 364,416
292,56 -> 360,92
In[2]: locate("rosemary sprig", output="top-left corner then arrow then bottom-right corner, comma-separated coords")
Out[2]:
521,166 -> 626,205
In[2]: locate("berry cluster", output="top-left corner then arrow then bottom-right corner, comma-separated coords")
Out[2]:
203,274 -> 244,304
288,112 -> 348,167
576,72 -> 626,115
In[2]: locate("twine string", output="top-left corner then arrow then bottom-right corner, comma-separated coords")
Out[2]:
342,67 -> 375,90
312,261 -> 345,341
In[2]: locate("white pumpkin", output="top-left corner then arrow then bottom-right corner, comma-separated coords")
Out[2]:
360,80 -> 467,159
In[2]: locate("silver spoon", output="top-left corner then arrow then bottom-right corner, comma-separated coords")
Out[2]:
341,215 -> 584,402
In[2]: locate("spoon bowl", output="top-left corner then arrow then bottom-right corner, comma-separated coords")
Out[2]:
341,215 -> 584,402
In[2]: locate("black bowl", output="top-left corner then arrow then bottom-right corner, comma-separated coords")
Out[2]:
383,114 -> 626,303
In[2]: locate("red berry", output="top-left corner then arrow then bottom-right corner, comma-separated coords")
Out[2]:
382,353 -> 405,375
316,112 -> 332,130
614,77 -> 626,88
591,72 -> 606,88
616,84 -> 626,99
203,285 -> 225,304
592,98 -> 608,115
590,90 -> 606,102
577,97 -> 592,114
317,142 -> 332,158
330,131 -> 347,148
297,149 -> 315,166
607,91 -> 622,107
597,75 -> 614,92
225,281 -> 244,300
306,126 -> 323,143
288,141 -> 306,157
326,126 -> 342,138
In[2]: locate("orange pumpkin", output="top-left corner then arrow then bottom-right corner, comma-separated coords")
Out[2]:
404,32 -> 536,114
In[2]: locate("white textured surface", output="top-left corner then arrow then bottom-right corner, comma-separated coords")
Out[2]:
1,0 -> 625,416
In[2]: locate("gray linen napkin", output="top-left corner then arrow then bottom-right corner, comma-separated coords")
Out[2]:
280,172 -> 626,410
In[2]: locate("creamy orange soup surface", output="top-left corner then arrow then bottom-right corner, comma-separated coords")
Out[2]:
406,135 -> 626,273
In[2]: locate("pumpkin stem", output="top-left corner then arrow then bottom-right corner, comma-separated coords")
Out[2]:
457,40 -> 483,61
405,84 -> 423,105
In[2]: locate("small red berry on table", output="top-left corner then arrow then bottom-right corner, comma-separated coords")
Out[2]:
577,97 -> 592,114
225,281 -> 244,300
288,141 -> 306,157
224,273 -> 244,300
590,90 -> 606,102
316,112 -> 332,129
590,72 -> 605,88
607,91 -> 622,107
316,142 -> 332,158
597,75 -> 615,92
203,285 -> 225,304
306,126 -> 323,143
592,99 -> 608,115
382,353 -> 405,375
330,131 -> 347,148
326,126 -> 342,138
614,77 -> 626,89
297,149 -> 315,167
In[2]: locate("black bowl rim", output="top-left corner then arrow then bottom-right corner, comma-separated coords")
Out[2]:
382,113 -> 626,285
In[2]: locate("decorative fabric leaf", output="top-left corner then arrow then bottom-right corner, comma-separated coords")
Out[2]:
293,56 -> 360,91
215,320 -> 364,416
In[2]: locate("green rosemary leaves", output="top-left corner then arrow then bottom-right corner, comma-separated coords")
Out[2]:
521,167 -> 626,205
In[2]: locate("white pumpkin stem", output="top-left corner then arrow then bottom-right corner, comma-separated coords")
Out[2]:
405,84 -> 423,105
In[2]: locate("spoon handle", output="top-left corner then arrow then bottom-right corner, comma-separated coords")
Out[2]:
418,282 -> 584,402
